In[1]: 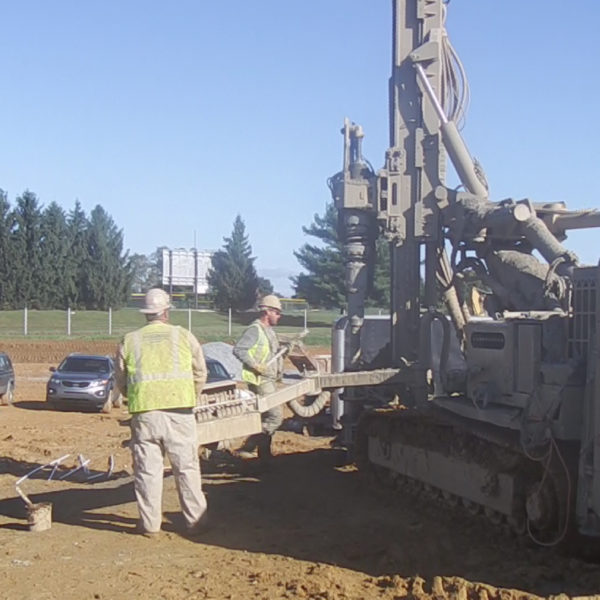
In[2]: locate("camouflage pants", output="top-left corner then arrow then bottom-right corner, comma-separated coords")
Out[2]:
249,380 -> 283,435
243,380 -> 283,457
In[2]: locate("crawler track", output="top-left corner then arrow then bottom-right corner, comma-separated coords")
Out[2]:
355,408 -> 581,549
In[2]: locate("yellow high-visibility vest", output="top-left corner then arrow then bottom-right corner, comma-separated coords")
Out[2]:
242,323 -> 270,386
123,322 -> 196,413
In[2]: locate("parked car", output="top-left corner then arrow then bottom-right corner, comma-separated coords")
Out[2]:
206,358 -> 233,382
203,358 -> 237,396
46,354 -> 119,412
0,352 -> 15,405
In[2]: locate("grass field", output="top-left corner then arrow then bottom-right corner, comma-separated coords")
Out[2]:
0,308 -> 343,347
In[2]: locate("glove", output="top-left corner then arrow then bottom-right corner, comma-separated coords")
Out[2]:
254,363 -> 268,376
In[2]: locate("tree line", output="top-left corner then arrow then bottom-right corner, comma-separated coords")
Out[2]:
0,190 -> 131,310
0,188 -> 384,313
206,207 -> 389,312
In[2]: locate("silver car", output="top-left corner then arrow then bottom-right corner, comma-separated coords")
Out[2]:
0,352 -> 15,405
46,354 -> 118,412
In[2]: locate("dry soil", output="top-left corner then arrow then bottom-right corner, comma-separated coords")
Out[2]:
1,340 -> 599,600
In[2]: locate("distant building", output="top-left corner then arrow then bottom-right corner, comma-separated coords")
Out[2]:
161,248 -> 213,294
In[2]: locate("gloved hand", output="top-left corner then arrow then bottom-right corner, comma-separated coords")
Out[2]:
254,363 -> 268,376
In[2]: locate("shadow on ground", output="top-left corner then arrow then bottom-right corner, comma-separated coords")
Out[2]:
12,400 -> 55,411
0,475 -> 137,534
2,447 -> 600,597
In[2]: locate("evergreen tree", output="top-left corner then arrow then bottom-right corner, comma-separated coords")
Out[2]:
39,202 -> 70,308
257,276 -> 274,297
0,192 -> 132,309
292,203 -> 390,309
208,215 -> 259,311
66,200 -> 89,308
83,205 -> 131,309
292,203 -> 345,309
12,191 -> 43,308
0,190 -> 16,308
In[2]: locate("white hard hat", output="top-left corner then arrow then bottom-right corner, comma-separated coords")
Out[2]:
140,288 -> 173,314
258,295 -> 282,312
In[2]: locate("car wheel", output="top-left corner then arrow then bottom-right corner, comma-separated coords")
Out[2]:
1,382 -> 13,405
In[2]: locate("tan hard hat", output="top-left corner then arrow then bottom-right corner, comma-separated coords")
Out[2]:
140,288 -> 173,314
258,294 -> 282,312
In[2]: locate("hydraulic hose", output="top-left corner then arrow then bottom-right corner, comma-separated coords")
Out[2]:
288,391 -> 331,418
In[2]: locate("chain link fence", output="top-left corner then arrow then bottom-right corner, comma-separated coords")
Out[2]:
0,307 -> 335,346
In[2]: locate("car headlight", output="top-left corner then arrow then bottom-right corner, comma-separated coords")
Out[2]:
90,379 -> 109,386
49,377 -> 61,385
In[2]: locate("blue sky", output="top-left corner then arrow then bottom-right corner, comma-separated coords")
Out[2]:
0,1 -> 598,296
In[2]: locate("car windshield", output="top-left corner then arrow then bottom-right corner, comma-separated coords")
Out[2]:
207,361 -> 230,381
59,357 -> 110,374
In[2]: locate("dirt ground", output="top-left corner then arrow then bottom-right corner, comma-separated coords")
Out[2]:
1,341 -> 600,600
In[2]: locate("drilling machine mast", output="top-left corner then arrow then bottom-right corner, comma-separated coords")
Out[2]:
329,0 -> 600,545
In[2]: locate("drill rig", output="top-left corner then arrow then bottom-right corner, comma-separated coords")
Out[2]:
329,0 -> 600,545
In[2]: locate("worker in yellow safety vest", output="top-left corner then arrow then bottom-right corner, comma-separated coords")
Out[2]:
233,294 -> 284,462
115,288 -> 208,537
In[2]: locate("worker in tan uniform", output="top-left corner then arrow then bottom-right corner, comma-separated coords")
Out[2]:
115,288 -> 208,537
233,295 -> 284,462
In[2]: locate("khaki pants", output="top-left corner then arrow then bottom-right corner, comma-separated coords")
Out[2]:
131,410 -> 207,533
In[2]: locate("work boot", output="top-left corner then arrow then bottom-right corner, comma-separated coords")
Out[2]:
235,435 -> 260,460
135,522 -> 161,538
236,449 -> 257,460
185,512 -> 211,538
257,434 -> 273,465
